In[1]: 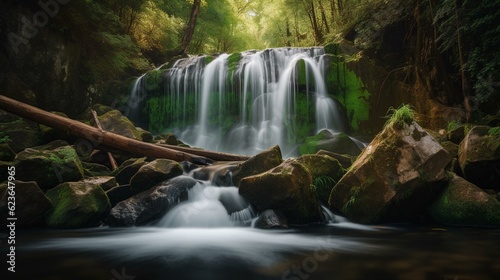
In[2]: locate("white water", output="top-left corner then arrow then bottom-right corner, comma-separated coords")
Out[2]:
134,47 -> 344,156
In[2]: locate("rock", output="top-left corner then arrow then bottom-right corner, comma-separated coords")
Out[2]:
294,154 -> 345,203
106,185 -> 136,207
154,133 -> 179,145
299,130 -> 362,156
0,144 -> 15,161
130,159 -> 183,192
107,176 -> 198,226
94,110 -> 150,142
254,209 -> 288,229
239,159 -> 323,224
14,145 -> 85,189
329,121 -> 451,224
428,173 -> 500,227
231,145 -> 283,187
80,104 -> 115,122
39,111 -> 76,142
440,141 -> 459,159
113,158 -> 147,185
81,176 -> 117,191
458,126 -> 500,191
0,116 -> 43,153
45,181 -> 111,228
0,181 -> 52,226
82,162 -> 112,177
316,150 -> 354,169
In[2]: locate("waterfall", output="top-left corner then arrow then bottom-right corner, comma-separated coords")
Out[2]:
132,47 -> 342,156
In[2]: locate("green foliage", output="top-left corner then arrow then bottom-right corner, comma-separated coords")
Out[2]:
0,134 -> 10,144
447,120 -> 462,132
385,104 -> 415,129
488,127 -> 500,137
313,176 -> 337,190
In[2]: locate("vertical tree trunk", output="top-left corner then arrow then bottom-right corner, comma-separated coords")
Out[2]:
179,0 -> 202,55
454,0 -> 471,121
319,0 -> 330,33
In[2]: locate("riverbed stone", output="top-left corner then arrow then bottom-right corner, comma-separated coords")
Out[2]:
107,176 -> 198,226
239,159 -> 323,224
428,173 -> 500,227
0,181 -> 52,226
299,130 -> 362,156
293,154 -> 345,204
329,121 -> 451,224
130,159 -> 183,192
458,126 -> 500,191
14,144 -> 85,189
254,209 -> 288,229
232,145 -> 283,187
45,181 -> 111,228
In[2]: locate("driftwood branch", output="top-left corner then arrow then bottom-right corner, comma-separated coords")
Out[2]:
91,109 -> 118,170
0,95 -> 219,165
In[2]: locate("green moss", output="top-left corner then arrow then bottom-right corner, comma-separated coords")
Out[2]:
227,53 -> 241,75
326,60 -> 370,131
488,126 -> 500,137
204,55 -> 215,65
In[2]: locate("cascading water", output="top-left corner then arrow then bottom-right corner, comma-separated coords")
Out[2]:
132,47 -> 344,156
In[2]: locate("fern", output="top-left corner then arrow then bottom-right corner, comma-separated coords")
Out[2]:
384,104 -> 415,129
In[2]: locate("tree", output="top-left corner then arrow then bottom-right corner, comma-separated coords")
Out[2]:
178,0 -> 202,54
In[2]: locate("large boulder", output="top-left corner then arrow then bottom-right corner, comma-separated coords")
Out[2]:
94,110 -> 152,142
113,157 -> 147,185
458,126 -> 500,191
130,159 -> 183,192
0,181 -> 52,227
14,144 -> 85,189
45,181 -> 111,228
299,130 -> 362,157
107,176 -> 198,226
239,159 -> 323,224
293,154 -> 345,204
0,112 -> 43,153
316,150 -> 354,169
231,145 -> 283,187
329,121 -> 451,224
428,173 -> 500,227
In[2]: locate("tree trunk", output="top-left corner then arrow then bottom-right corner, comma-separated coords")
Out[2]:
454,0 -> 471,122
0,95 -> 250,164
179,0 -> 202,55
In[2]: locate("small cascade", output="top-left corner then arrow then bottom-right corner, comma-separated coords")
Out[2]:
133,47 -> 345,156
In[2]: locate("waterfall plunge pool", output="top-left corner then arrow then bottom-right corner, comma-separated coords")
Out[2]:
15,224 -> 500,279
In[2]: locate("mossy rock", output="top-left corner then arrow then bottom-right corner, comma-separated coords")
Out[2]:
232,145 -> 283,187
80,104 -> 115,122
316,150 -> 354,169
0,144 -> 15,161
81,176 -> 117,191
45,181 -> 111,228
39,111 -> 76,142
458,126 -> 500,190
14,145 -> 85,189
299,130 -> 362,156
130,159 -> 183,193
293,154 -> 345,203
113,157 -> 147,185
95,110 -> 150,141
0,181 -> 52,227
239,159 -> 323,224
428,173 -> 500,227
82,162 -> 112,177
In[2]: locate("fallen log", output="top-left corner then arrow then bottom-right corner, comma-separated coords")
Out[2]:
0,95 -> 214,165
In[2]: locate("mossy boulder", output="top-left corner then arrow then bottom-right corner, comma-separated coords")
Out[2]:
81,176 -> 117,191
458,126 -> 500,191
14,145 -> 85,189
299,130 -> 362,156
428,173 -> 500,227
0,144 -> 15,161
39,111 -> 75,142
82,162 -> 112,177
113,157 -> 147,185
316,150 -> 354,169
94,109 -> 152,142
0,116 -> 43,153
80,104 -> 115,122
329,121 -> 451,224
0,181 -> 52,227
232,145 -> 283,187
45,181 -> 111,228
107,176 -> 198,226
130,159 -> 183,193
448,125 -> 466,144
293,154 -> 345,203
239,159 -> 323,225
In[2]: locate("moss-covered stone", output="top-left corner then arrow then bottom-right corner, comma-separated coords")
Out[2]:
232,145 -> 283,187
113,157 -> 148,185
239,159 -> 323,224
130,159 -> 183,193
329,121 -> 451,224
95,110 -> 150,141
458,126 -> 500,190
0,116 -> 43,153
293,154 -> 345,203
45,181 -> 111,228
0,144 -> 15,161
0,181 -> 52,227
428,173 -> 500,227
299,130 -> 362,156
14,145 -> 85,189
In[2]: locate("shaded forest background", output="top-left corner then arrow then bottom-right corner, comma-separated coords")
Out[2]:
0,0 -> 498,126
